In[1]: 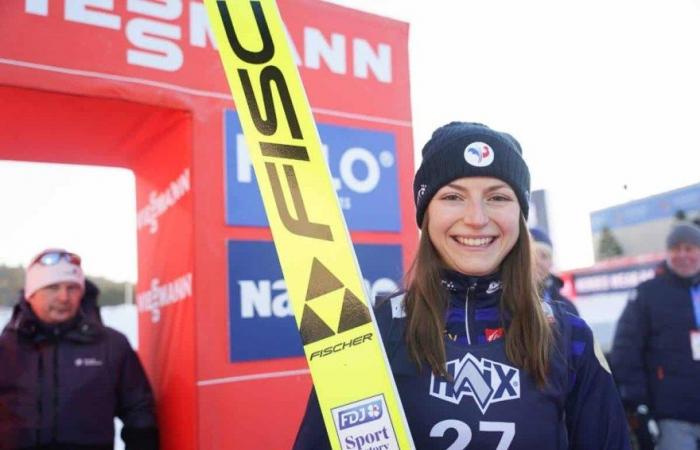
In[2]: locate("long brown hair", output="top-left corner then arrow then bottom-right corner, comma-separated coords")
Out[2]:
404,216 -> 553,386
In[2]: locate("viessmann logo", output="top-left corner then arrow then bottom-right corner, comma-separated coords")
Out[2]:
430,354 -> 520,413
137,168 -> 190,234
22,0 -> 393,79
136,272 -> 193,323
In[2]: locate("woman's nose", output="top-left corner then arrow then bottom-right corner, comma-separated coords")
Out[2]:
462,201 -> 489,227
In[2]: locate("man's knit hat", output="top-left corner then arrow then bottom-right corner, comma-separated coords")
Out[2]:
24,249 -> 85,299
413,121 -> 530,227
666,222 -> 700,249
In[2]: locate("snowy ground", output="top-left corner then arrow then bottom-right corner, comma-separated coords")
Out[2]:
574,292 -> 628,353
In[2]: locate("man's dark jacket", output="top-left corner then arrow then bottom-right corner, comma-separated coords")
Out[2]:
611,263 -> 700,423
0,281 -> 159,450
542,274 -> 579,317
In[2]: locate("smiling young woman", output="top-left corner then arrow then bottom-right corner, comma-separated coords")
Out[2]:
294,122 -> 631,450
426,178 -> 520,279
408,178 -> 550,386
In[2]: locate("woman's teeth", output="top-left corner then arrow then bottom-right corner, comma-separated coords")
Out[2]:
456,237 -> 493,247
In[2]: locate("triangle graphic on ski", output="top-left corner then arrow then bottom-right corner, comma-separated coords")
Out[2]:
305,257 -> 344,301
299,304 -> 336,345
337,288 -> 372,332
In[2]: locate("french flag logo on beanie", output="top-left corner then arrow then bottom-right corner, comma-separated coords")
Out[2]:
413,121 -> 531,227
464,142 -> 494,167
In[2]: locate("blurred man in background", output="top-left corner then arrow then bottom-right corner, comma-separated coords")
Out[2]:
0,249 -> 159,450
611,222 -> 700,450
530,227 -> 579,316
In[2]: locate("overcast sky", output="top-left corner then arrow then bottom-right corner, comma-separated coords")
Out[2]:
1,0 -> 699,282
327,0 -> 700,266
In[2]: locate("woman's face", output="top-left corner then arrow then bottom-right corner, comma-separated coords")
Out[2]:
426,176 -> 521,276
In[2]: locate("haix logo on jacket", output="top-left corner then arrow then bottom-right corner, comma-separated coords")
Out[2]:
430,353 -> 520,413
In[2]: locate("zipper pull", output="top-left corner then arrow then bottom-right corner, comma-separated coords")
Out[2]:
464,282 -> 477,345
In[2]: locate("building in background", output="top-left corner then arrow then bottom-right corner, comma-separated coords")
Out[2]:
559,182 -> 700,352
591,182 -> 700,262
528,189 -> 551,236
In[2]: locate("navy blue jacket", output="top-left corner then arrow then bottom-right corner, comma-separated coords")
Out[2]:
543,274 -> 579,317
294,272 -> 629,449
0,282 -> 158,450
610,263 -> 700,423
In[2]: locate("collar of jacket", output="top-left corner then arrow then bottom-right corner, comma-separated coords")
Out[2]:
440,269 -> 502,301
660,261 -> 700,288
7,300 -> 103,344
441,270 -> 506,345
545,273 -> 563,290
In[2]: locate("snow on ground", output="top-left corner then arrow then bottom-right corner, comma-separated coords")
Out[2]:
574,292 -> 628,353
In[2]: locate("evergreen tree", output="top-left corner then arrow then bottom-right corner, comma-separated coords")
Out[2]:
0,265 -> 25,307
0,265 -> 130,307
597,226 -> 624,260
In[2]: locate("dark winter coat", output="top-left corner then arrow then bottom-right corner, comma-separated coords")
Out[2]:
294,271 -> 630,449
610,263 -> 700,423
542,274 -> 579,317
0,281 -> 158,450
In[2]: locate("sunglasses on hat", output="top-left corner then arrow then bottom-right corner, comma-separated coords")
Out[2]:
31,250 -> 82,268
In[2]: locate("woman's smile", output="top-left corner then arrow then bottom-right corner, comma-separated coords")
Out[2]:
427,177 -> 520,276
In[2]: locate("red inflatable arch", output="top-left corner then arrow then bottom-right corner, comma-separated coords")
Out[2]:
0,2 -> 414,448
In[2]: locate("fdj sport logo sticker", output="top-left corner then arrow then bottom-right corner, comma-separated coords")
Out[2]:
430,353 -> 520,413
332,395 -> 398,450
338,398 -> 384,430
463,142 -> 494,167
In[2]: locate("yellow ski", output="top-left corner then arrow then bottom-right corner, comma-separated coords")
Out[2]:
204,1 -> 414,449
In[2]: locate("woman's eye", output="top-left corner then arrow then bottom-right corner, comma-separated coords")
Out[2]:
489,194 -> 512,202
442,193 -> 461,201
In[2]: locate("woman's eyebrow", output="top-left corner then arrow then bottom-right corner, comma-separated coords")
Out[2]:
443,182 -> 510,193
484,183 -> 511,193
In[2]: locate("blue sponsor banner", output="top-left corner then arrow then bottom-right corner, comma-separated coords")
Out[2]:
224,110 -> 401,231
228,240 -> 404,362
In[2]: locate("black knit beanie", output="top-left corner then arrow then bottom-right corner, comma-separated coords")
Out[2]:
413,121 -> 531,227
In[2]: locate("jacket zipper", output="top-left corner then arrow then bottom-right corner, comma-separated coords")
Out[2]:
36,348 -> 43,447
465,282 -> 476,345
52,341 -> 59,443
